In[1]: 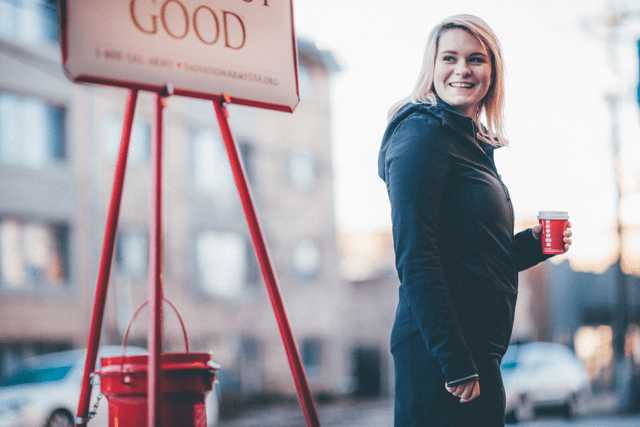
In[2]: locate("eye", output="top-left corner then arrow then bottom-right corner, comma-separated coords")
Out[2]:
442,55 -> 456,62
469,56 -> 487,64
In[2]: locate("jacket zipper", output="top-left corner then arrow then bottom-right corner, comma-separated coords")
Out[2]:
498,174 -> 514,227
471,121 -> 515,227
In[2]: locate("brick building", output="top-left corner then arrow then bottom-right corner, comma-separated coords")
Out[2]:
0,1 -> 346,402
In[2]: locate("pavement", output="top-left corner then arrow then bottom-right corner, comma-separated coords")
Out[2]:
218,398 -> 394,427
217,391 -> 626,427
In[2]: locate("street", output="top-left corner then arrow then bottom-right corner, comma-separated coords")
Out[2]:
218,398 -> 394,427
513,418 -> 640,427
218,395 -> 640,427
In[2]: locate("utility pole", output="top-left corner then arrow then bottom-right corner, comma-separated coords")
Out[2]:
604,78 -> 632,413
600,6 -> 635,413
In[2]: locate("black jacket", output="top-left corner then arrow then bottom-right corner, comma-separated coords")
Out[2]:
378,101 -> 550,384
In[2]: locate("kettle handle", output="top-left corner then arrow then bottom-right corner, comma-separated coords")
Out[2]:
121,297 -> 189,357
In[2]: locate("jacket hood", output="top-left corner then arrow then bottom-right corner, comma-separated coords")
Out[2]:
377,101 -> 492,182
378,102 -> 426,181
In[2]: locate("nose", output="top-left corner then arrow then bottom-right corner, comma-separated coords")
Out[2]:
454,60 -> 471,76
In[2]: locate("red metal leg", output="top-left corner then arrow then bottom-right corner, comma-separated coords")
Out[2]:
75,89 -> 139,426
212,98 -> 321,427
148,93 -> 164,427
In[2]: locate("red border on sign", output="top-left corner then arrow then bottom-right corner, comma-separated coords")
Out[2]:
59,0 -> 300,113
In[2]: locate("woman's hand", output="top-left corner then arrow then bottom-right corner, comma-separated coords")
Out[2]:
445,380 -> 480,403
533,221 -> 573,253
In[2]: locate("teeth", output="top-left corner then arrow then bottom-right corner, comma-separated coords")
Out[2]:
450,82 -> 474,88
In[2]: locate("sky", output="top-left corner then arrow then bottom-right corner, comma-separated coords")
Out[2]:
293,0 -> 640,273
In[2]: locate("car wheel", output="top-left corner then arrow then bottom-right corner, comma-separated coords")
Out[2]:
46,409 -> 74,427
514,394 -> 535,422
504,410 -> 518,424
563,393 -> 578,419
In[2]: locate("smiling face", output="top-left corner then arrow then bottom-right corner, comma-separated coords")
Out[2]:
433,28 -> 492,119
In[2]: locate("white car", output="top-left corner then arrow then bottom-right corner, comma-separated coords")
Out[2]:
501,342 -> 591,423
0,347 -> 219,427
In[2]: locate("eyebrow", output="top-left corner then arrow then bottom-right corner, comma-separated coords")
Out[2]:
439,50 -> 487,57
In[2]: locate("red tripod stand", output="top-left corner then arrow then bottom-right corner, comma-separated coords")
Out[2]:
74,88 -> 321,427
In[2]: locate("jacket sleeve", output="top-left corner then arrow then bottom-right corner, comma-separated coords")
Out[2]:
384,116 -> 478,383
514,228 -> 553,272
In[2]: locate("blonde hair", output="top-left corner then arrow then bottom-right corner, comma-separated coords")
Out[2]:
387,14 -> 507,146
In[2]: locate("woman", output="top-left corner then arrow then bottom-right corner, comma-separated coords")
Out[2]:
378,14 -> 572,426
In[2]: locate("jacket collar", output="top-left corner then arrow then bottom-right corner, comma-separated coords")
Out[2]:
433,98 -> 477,137
431,99 -> 498,173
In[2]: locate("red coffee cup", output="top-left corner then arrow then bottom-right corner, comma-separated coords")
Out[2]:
538,211 -> 569,255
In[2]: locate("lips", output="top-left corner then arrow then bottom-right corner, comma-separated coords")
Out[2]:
449,82 -> 475,88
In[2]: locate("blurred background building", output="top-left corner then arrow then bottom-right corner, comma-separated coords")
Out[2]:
0,0 -> 353,412
1,0 -> 640,418
339,225 -> 640,407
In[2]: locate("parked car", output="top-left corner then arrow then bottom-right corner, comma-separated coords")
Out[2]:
501,342 -> 590,423
0,346 -> 219,427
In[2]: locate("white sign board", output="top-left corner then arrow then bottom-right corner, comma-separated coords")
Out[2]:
61,0 -> 299,112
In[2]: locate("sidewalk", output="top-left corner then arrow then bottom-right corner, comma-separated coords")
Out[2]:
217,391 -> 620,427
581,391 -> 618,417
218,398 -> 394,427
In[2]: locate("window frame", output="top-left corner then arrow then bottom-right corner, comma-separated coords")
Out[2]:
0,0 -> 60,44
195,230 -> 249,300
0,217 -> 70,292
0,91 -> 67,168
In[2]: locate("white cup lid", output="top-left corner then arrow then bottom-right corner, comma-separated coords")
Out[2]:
538,211 -> 569,220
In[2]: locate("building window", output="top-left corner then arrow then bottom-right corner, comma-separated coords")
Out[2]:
239,337 -> 263,394
0,218 -> 69,290
115,229 -> 148,277
302,338 -> 322,375
292,239 -> 320,280
0,0 -> 59,44
103,114 -> 150,164
298,64 -> 312,99
196,231 -> 246,299
288,148 -> 316,192
191,128 -> 236,199
0,92 -> 66,167
0,341 -> 73,380
238,141 -> 253,185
